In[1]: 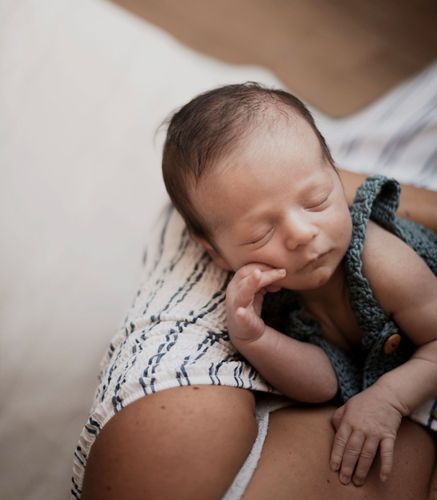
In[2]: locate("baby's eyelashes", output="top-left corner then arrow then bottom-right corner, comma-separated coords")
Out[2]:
304,194 -> 330,211
243,226 -> 275,246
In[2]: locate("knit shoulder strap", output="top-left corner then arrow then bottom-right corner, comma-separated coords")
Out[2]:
344,175 -> 399,347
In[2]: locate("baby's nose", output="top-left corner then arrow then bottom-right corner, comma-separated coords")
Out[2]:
284,213 -> 318,250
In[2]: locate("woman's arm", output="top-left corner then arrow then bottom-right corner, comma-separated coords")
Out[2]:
81,386 -> 258,499
81,386 -> 436,500
338,168 -> 437,232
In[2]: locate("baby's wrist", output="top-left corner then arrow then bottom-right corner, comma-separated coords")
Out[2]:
373,378 -> 411,416
229,323 -> 266,346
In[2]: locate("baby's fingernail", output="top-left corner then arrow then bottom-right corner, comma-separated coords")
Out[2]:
330,462 -> 339,472
353,478 -> 364,487
340,474 -> 350,485
380,474 -> 388,482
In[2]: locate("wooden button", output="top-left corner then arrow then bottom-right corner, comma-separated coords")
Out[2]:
383,333 -> 401,354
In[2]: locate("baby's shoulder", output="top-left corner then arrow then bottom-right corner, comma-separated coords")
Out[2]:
361,221 -> 433,314
361,220 -> 407,270
362,219 -> 427,260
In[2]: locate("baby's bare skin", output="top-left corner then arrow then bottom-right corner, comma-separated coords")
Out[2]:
191,115 -> 437,486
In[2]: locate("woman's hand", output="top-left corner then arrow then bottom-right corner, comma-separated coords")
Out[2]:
226,264 -> 285,343
330,383 -> 403,487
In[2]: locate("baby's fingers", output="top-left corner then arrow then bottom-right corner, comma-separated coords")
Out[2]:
237,268 -> 285,305
379,437 -> 395,482
338,430 -> 365,485
352,437 -> 379,486
330,423 -> 352,473
235,306 -> 265,335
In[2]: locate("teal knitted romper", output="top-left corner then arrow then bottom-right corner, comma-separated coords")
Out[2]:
263,175 -> 437,429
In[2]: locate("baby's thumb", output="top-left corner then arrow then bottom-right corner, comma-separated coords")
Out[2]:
331,405 -> 346,430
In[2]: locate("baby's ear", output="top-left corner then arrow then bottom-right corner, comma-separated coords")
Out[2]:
190,234 -> 232,271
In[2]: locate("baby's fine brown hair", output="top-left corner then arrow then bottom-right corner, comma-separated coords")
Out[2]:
162,82 -> 334,243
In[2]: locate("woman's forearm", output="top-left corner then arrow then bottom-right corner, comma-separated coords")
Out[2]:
338,168 -> 437,232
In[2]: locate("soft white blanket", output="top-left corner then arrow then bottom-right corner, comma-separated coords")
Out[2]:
1,1 -> 436,498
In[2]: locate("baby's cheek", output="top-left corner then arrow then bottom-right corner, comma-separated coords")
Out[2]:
333,209 -> 352,242
343,214 -> 353,242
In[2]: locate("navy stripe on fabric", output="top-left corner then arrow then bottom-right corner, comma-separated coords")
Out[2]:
73,449 -> 86,468
133,271 -> 232,395
103,227 -> 201,407
208,353 -> 241,385
141,226 -> 191,316
71,484 -> 81,500
112,252 -> 217,406
147,204 -> 173,275
427,399 -> 437,428
120,254 -> 224,384
233,361 -> 245,388
175,329 -> 230,386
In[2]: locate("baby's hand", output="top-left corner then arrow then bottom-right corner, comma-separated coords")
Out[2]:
226,264 -> 286,344
330,383 -> 403,487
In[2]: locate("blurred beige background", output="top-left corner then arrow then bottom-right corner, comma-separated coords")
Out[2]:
112,0 -> 437,116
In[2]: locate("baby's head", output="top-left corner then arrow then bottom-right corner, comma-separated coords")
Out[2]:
162,83 -> 351,289
163,83 -> 333,238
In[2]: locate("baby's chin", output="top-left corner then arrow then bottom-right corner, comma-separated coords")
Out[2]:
279,265 -> 335,291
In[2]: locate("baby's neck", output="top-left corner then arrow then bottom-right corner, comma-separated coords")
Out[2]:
298,263 -> 362,350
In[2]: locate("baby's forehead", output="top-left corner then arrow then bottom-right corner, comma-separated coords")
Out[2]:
215,117 -> 323,174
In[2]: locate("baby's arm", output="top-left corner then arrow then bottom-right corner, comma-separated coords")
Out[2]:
363,222 -> 437,412
330,221 -> 437,486
226,263 -> 338,403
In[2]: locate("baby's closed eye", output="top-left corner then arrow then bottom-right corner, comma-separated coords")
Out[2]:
243,226 -> 275,246
304,192 -> 330,210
